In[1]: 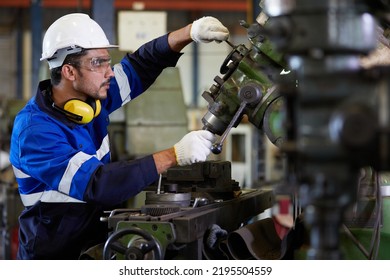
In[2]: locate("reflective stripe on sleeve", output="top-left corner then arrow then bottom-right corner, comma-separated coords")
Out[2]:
58,151 -> 93,195
96,134 -> 110,160
12,166 -> 30,179
58,135 -> 110,195
20,190 -> 85,206
113,63 -> 132,105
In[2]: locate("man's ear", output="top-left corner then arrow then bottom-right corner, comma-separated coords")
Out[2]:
61,64 -> 77,81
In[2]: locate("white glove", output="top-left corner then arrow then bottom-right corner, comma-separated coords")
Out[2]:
190,16 -> 229,43
174,130 -> 216,166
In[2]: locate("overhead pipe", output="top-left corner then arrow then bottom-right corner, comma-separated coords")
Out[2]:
0,0 -> 247,11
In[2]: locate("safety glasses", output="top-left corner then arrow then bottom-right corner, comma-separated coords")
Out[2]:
78,56 -> 112,73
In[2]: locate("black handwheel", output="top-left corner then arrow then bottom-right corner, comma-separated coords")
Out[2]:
220,48 -> 237,74
103,227 -> 162,260
219,44 -> 245,75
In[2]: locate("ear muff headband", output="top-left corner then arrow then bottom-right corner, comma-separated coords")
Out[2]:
92,99 -> 101,117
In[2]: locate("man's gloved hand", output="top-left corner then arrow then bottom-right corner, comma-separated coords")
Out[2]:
190,16 -> 229,43
174,130 -> 216,166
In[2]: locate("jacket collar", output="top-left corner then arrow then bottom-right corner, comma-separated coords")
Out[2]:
35,79 -> 77,128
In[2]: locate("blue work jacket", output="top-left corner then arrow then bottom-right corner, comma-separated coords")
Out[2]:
9,34 -> 182,259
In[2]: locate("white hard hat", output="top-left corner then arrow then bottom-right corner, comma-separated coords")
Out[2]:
41,13 -> 118,69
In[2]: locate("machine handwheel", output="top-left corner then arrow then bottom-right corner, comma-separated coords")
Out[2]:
220,48 -> 238,75
220,41 -> 248,75
103,227 -> 162,260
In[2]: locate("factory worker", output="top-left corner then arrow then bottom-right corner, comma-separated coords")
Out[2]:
9,13 -> 229,259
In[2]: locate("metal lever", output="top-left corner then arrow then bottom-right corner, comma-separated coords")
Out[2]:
211,101 -> 247,154
225,40 -> 235,48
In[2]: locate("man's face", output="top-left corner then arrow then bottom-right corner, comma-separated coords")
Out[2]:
72,48 -> 114,100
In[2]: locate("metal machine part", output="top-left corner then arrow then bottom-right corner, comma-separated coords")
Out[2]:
145,192 -> 191,208
101,0 -> 390,260
201,24 -> 290,153
163,161 -> 239,193
197,0 -> 390,259
104,189 -> 274,260
262,0 -> 390,260
102,161 -> 275,260
103,227 -> 163,260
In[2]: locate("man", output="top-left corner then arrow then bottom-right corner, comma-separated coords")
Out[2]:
9,13 -> 229,259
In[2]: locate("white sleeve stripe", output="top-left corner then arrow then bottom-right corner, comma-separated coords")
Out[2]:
58,151 -> 93,194
96,134 -> 110,160
14,135 -> 109,197
58,134 -> 110,195
113,63 -> 132,105
20,190 -> 85,206
12,166 -> 30,179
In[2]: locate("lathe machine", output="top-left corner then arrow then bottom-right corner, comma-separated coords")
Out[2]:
101,161 -> 275,260
102,0 -> 390,260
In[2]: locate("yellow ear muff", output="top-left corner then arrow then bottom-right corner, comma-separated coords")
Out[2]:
64,99 -> 95,124
94,99 -> 101,117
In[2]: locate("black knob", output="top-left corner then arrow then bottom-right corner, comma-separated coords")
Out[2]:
211,143 -> 223,154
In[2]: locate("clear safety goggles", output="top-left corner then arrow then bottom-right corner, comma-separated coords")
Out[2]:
78,56 -> 112,73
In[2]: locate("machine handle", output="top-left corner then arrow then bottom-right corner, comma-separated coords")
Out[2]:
211,101 -> 247,154
103,227 -> 162,260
